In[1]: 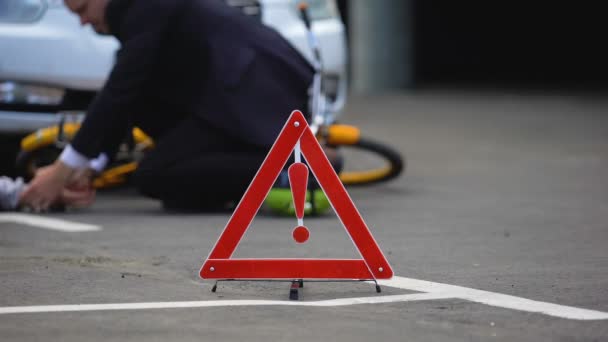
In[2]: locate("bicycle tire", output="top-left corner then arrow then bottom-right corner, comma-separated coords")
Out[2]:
338,136 -> 405,186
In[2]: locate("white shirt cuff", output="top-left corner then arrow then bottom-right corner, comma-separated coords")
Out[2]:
89,153 -> 109,172
59,145 -> 91,169
60,145 -> 109,172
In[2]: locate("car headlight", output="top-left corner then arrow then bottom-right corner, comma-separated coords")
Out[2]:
293,0 -> 339,21
0,0 -> 47,24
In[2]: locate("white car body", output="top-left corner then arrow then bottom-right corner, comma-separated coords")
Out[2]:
0,0 -> 347,133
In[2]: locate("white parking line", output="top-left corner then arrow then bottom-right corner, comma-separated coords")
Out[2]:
0,276 -> 607,320
380,276 -> 608,321
0,293 -> 453,315
0,213 -> 101,232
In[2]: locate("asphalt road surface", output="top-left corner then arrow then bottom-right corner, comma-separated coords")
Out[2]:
1,89 -> 607,341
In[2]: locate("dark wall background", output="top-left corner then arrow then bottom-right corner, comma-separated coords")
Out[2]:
338,0 -> 607,88
415,0 -> 607,86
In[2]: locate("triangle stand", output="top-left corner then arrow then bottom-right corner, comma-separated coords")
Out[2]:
199,110 -> 393,299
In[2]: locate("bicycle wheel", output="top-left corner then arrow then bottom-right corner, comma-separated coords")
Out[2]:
338,136 -> 405,186
325,124 -> 405,186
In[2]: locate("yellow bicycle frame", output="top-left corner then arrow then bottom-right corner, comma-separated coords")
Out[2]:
20,124 -> 153,188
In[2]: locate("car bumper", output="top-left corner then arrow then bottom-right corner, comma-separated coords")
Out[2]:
0,110 -> 63,134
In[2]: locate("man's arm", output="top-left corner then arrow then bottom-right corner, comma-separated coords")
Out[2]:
71,0 -> 180,158
19,1 -> 180,211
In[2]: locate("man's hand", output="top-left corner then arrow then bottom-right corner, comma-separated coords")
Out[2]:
61,168 -> 96,208
60,186 -> 96,208
69,168 -> 95,190
20,161 -> 75,211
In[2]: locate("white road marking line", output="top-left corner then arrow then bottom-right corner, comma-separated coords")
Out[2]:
0,213 -> 101,232
0,293 -> 453,314
381,276 -> 608,321
0,276 -> 606,320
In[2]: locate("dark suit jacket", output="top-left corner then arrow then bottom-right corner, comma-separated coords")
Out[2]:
71,0 -> 314,158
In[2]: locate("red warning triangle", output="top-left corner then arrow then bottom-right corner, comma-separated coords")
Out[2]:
199,110 -> 393,280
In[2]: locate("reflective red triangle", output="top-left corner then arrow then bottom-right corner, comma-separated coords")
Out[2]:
199,110 -> 393,280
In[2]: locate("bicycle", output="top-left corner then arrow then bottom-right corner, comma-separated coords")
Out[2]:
15,2 -> 405,205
